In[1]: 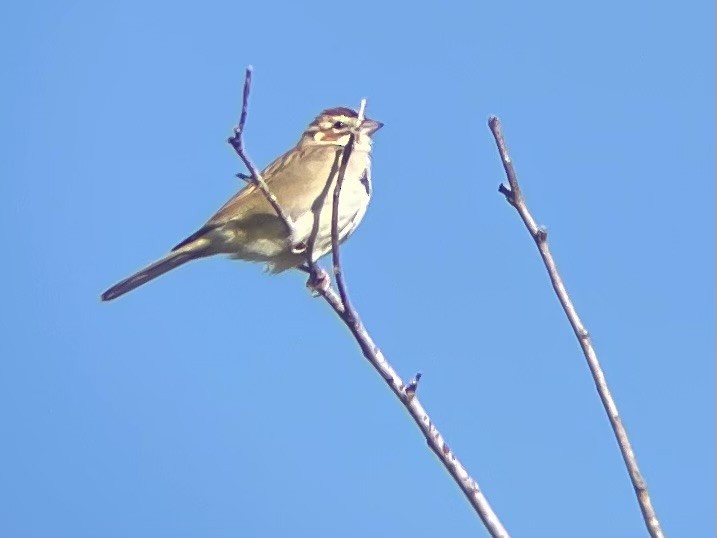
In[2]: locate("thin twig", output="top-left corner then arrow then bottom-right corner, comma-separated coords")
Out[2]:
227,67 -> 301,251
306,101 -> 510,537
328,99 -> 367,315
314,282 -> 510,537
488,116 -> 664,538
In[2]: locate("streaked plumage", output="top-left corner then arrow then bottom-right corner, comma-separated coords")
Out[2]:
101,108 -> 382,301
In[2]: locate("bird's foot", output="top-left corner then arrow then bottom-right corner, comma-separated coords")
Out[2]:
305,265 -> 331,296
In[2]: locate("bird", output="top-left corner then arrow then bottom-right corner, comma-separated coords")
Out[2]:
101,107 -> 383,301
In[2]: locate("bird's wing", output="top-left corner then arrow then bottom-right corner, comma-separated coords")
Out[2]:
204,146 -> 305,227
171,145 -> 336,252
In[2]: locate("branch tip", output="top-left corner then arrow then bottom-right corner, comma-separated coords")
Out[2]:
227,67 -> 299,251
490,117 -> 663,538
357,98 -> 367,122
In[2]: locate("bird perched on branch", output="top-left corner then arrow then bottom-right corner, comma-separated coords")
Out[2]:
101,107 -> 383,301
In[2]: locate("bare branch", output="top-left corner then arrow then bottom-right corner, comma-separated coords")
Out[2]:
306,101 -> 510,537
227,67 -> 303,253
313,281 -> 510,537
230,73 -> 509,535
488,116 -> 664,538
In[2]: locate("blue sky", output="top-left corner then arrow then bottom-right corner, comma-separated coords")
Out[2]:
1,1 -> 714,536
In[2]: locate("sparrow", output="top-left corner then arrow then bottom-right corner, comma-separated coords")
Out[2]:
101,107 -> 383,301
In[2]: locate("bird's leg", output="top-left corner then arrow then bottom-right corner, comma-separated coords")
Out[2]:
302,264 -> 331,296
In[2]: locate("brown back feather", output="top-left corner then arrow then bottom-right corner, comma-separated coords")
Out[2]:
319,107 -> 358,118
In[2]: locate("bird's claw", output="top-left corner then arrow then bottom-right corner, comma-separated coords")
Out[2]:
306,267 -> 331,296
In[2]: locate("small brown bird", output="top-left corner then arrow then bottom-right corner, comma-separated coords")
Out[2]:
101,107 -> 383,301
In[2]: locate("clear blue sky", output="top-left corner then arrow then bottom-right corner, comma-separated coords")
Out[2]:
1,1 -> 714,536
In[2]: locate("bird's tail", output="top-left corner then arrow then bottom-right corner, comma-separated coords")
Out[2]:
101,240 -> 209,302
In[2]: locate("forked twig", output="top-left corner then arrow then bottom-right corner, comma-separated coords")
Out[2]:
305,100 -> 509,537
227,66 -> 301,251
229,67 -> 509,535
488,116 -> 664,538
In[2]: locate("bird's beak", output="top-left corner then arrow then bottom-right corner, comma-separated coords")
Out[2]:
362,118 -> 384,135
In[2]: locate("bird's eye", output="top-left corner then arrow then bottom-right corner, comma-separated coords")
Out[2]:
332,121 -> 347,129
